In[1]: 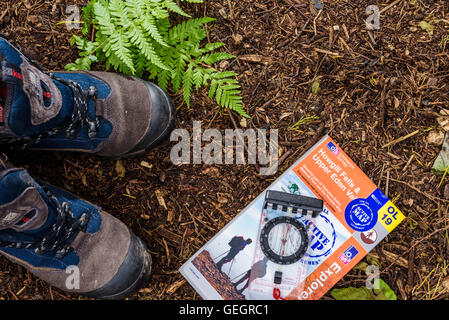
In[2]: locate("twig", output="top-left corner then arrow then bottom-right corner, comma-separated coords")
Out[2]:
382,130 -> 420,148
379,0 -> 403,14
383,225 -> 449,274
389,177 -> 449,204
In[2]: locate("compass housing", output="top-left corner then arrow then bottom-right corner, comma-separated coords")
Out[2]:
260,216 -> 308,265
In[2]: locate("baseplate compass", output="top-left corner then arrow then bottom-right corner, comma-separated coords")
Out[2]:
260,190 -> 323,264
248,190 -> 323,299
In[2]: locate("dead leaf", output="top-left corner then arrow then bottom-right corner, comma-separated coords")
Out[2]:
394,96 -> 400,109
418,21 -> 434,35
437,110 -> 449,131
426,130 -> 445,146
442,277 -> 449,292
115,160 -> 126,178
232,34 -> 243,45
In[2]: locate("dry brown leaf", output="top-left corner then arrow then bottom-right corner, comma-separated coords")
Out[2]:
426,130 -> 445,146
115,160 -> 126,178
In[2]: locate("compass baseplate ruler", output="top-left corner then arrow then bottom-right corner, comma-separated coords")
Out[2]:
180,135 -> 405,300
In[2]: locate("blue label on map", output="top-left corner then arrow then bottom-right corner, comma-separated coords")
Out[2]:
344,189 -> 386,232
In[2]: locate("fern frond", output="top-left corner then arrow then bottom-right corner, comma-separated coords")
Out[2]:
199,52 -> 235,64
164,0 -> 190,17
212,71 -> 238,79
157,69 -> 172,91
171,54 -> 187,92
140,14 -> 167,46
93,2 -> 116,36
183,63 -> 194,106
108,31 -> 136,73
192,67 -> 204,90
128,23 -> 168,70
124,0 -> 145,19
168,17 -> 215,43
68,0 -> 247,117
108,0 -> 128,27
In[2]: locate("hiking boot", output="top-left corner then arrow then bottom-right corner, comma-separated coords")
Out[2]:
0,156 -> 152,299
0,36 -> 176,158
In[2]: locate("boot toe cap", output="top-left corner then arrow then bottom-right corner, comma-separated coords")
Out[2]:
126,81 -> 176,156
84,231 -> 152,299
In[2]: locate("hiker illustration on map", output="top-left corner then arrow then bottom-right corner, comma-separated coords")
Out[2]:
232,257 -> 268,295
216,236 -> 252,271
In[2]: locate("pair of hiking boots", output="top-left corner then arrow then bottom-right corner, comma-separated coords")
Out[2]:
0,36 -> 176,299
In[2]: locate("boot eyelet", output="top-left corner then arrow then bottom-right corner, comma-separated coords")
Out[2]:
87,86 -> 97,98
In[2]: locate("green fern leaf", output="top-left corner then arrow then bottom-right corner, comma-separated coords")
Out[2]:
171,54 -> 187,92
164,0 -> 190,17
192,67 -> 204,90
93,2 -> 116,36
183,63 -> 194,107
199,52 -> 235,64
68,0 -> 247,117
109,31 -> 136,73
213,71 -> 238,79
124,0 -> 145,19
108,0 -> 128,27
208,79 -> 218,98
141,14 -> 167,46
157,69 -> 172,91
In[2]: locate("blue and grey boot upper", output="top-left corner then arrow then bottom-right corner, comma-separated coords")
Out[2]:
0,36 -> 175,158
0,158 -> 152,299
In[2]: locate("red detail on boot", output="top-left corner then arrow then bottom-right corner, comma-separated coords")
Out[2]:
12,69 -> 22,80
43,91 -> 51,98
22,217 -> 31,223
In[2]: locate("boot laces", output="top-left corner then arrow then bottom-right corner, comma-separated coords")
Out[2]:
6,76 -> 100,149
0,153 -> 8,170
0,187 -> 90,259
0,40 -> 101,148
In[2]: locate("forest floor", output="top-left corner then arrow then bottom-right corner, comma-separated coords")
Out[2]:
1,0 -> 449,300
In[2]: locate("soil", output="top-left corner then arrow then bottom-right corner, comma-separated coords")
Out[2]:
0,0 -> 449,300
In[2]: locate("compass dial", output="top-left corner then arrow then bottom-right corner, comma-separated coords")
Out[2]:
260,216 -> 308,265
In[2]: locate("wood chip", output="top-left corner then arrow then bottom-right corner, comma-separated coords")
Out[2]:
166,279 -> 186,295
239,54 -> 273,64
155,190 -> 168,210
314,48 -> 342,57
